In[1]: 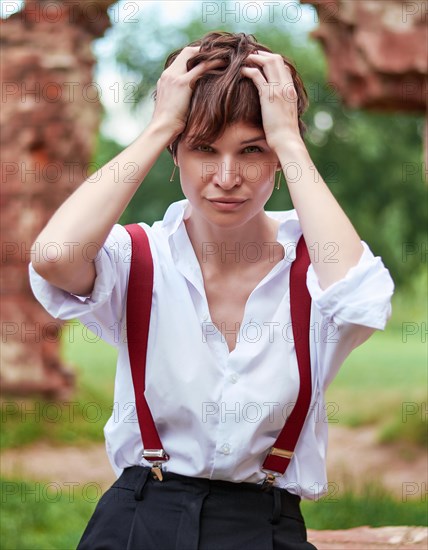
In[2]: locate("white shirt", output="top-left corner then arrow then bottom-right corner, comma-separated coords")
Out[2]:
28,199 -> 394,500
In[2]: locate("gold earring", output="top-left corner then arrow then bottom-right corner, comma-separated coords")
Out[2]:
275,169 -> 282,190
170,164 -> 177,183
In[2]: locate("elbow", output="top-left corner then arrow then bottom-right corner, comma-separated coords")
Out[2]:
29,241 -> 73,290
317,243 -> 365,291
30,259 -> 66,289
30,240 -> 63,281
30,250 -> 97,297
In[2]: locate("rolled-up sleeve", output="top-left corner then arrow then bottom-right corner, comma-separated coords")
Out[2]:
306,241 -> 395,389
28,224 -> 131,347
306,241 -> 394,330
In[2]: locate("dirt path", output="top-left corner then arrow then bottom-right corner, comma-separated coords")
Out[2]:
326,425 -> 426,499
307,526 -> 427,549
1,425 -> 426,498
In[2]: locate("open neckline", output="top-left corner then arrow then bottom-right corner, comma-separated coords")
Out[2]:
180,221 -> 287,357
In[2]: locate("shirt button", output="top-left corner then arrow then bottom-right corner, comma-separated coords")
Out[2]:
229,373 -> 239,384
221,443 -> 231,455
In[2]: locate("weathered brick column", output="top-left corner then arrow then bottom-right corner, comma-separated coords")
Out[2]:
1,0 -> 116,397
301,0 -> 428,168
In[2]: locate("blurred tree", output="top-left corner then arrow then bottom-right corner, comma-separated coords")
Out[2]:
93,10 -> 426,289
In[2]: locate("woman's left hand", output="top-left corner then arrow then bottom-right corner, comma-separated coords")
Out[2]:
240,51 -> 303,153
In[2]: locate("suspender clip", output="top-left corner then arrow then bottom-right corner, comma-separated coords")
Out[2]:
261,470 -> 279,491
142,449 -> 170,481
151,463 -> 164,481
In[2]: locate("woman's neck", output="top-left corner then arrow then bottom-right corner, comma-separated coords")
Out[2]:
183,209 -> 283,274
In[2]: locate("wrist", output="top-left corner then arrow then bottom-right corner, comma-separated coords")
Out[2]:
272,136 -> 308,162
144,118 -> 181,148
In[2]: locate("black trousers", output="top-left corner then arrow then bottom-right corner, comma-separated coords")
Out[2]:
76,466 -> 318,550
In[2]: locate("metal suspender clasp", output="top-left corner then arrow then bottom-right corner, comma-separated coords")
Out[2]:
142,449 -> 170,481
261,470 -> 278,491
142,449 -> 169,460
261,446 -> 294,491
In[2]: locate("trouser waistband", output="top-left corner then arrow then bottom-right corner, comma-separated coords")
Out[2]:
112,466 -> 302,525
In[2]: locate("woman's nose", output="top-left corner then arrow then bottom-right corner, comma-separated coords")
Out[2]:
213,159 -> 242,189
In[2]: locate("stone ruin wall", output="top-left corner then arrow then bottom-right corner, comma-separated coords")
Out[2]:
301,0 -> 427,166
1,0 -> 116,397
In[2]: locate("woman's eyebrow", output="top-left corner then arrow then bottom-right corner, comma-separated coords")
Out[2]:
240,136 -> 266,144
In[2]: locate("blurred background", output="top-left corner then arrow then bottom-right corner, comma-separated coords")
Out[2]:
1,1 -> 427,548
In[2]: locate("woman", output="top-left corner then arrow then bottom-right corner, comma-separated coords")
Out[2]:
29,31 -> 394,549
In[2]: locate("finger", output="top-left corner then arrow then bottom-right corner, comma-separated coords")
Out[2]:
245,52 -> 288,84
244,53 -> 282,83
242,64 -> 298,104
170,46 -> 201,73
240,66 -> 267,94
187,58 -> 229,89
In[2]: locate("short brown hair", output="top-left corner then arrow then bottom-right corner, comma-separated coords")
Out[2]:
152,31 -> 309,160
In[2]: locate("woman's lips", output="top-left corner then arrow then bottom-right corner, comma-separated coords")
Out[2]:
207,199 -> 247,211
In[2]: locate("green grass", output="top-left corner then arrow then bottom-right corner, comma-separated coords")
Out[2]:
1,477 -> 96,550
324,284 -> 427,445
302,482 -> 428,530
324,326 -> 427,446
0,333 -> 117,450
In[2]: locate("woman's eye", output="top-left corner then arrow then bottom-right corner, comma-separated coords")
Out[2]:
243,145 -> 263,153
194,145 -> 263,153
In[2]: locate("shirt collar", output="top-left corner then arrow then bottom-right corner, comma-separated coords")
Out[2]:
162,199 -> 302,279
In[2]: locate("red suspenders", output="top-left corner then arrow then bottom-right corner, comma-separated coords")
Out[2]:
124,223 -> 312,486
261,236 -> 312,486
125,224 -> 169,481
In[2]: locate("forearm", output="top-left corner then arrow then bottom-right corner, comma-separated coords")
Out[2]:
31,120 -> 173,290
276,139 -> 364,290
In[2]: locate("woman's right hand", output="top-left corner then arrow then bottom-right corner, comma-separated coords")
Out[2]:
150,46 -> 225,142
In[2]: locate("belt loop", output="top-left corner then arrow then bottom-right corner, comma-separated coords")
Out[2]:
270,487 -> 282,525
134,467 -> 150,501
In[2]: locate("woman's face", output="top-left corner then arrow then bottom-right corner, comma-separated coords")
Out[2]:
175,121 -> 280,229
